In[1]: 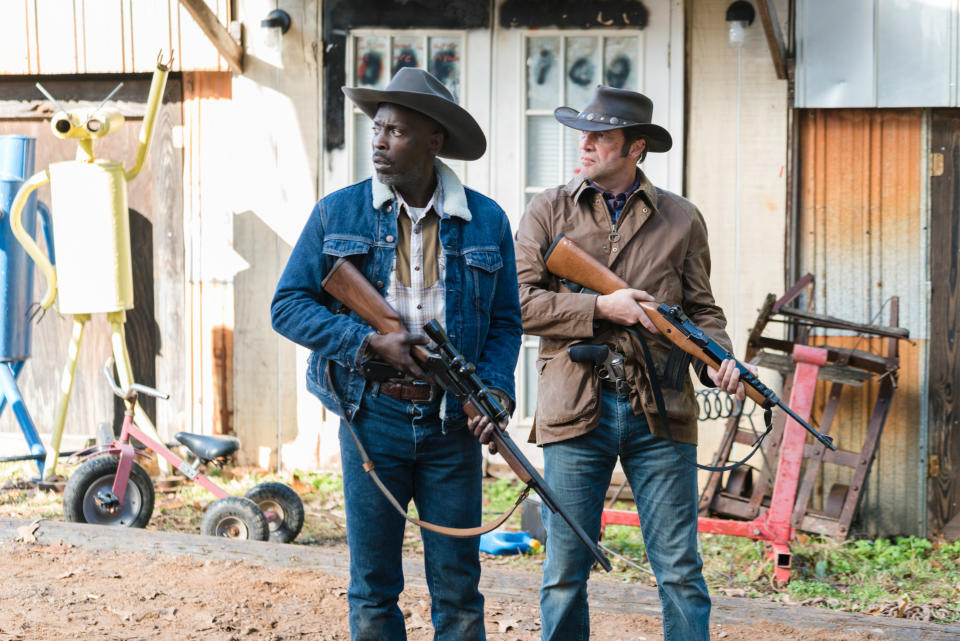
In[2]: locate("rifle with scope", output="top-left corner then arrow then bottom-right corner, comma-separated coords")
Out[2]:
321,256 -> 613,571
543,234 -> 836,452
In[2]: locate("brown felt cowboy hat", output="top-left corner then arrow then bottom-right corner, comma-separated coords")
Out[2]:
554,85 -> 672,153
343,67 -> 486,161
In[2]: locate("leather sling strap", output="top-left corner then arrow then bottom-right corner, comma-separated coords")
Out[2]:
337,396 -> 530,538
625,326 -> 774,473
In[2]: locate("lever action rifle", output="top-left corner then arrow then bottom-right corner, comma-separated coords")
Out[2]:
321,256 -> 613,571
543,234 -> 836,452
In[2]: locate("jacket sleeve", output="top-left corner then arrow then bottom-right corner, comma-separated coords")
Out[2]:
515,192 -> 598,339
474,210 -> 523,407
270,201 -> 374,368
681,206 -> 734,386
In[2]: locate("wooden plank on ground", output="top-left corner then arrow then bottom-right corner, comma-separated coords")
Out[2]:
0,518 -> 957,640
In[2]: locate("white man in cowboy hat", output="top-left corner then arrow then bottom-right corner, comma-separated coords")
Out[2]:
506,85 -> 753,640
271,67 -> 522,640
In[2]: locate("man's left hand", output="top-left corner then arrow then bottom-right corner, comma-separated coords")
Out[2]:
706,358 -> 757,402
468,414 -> 502,454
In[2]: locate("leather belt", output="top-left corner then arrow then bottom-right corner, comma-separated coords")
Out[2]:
379,380 -> 437,403
600,378 -> 633,396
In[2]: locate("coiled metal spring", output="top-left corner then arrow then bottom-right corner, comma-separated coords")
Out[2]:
695,387 -> 757,422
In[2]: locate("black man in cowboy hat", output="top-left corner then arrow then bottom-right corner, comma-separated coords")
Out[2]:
271,67 -> 522,640
504,85 -> 754,640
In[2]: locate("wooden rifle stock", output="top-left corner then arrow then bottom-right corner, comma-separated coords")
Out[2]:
544,235 -> 771,407
321,257 -> 532,482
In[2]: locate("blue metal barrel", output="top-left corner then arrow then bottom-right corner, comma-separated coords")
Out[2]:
0,135 -> 40,361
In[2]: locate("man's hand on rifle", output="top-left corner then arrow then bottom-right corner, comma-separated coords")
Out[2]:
707,358 -> 758,402
367,331 -> 429,380
468,414 -> 501,454
595,288 -> 660,334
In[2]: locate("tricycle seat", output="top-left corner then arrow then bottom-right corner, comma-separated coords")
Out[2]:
174,432 -> 240,461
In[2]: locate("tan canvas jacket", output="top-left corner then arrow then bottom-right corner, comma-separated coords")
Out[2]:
515,171 -> 733,445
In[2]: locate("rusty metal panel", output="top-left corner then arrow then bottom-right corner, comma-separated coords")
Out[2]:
798,109 -> 925,536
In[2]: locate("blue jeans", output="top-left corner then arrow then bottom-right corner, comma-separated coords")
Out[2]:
339,388 -> 485,641
540,390 -> 710,641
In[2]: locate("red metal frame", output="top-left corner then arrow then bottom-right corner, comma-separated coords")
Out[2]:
601,344 -> 828,585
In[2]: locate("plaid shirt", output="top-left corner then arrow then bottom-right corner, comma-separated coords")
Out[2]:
385,183 -> 446,340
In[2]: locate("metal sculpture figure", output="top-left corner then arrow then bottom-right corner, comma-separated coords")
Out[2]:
0,135 -> 54,477
8,52 -> 173,480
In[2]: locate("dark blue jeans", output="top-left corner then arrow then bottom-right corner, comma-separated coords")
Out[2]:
339,388 -> 485,641
540,390 -> 710,641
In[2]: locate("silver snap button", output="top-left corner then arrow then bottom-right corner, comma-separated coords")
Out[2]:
586,113 -> 595,121
386,204 -> 393,212
385,235 -> 395,243
610,117 -> 619,125
376,280 -> 384,288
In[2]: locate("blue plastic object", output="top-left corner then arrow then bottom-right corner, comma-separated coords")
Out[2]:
0,135 -> 53,476
479,530 -> 540,555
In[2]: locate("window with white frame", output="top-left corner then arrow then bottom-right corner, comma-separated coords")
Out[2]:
523,33 -> 641,204
517,32 -> 642,422
347,31 -> 466,183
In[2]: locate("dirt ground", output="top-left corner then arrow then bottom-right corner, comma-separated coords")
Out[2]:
0,537 -> 888,641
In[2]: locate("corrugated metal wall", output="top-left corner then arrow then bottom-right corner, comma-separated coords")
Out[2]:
798,109 -> 926,536
0,0 -> 230,75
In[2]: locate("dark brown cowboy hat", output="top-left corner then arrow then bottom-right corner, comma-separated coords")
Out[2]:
554,85 -> 672,153
343,67 -> 486,161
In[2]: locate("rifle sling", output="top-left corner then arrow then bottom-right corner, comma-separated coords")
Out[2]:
625,326 -> 773,473
338,396 -> 530,538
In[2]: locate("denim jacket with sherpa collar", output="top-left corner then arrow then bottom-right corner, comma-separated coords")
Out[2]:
271,160 -> 522,428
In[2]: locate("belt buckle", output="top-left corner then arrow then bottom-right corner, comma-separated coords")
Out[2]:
615,378 -> 632,396
411,381 -> 438,403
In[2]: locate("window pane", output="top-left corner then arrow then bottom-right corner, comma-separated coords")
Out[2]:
392,35 -> 424,76
527,37 -> 561,110
355,35 -> 389,88
565,37 -> 600,109
354,112 -> 374,180
526,116 -> 561,188
429,36 -> 462,102
603,36 -> 638,90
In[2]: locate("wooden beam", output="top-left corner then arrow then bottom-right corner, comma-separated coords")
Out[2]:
757,0 -> 787,80
178,0 -> 243,74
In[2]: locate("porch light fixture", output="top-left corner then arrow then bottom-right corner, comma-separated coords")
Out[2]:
725,1 -> 755,47
260,9 -> 291,34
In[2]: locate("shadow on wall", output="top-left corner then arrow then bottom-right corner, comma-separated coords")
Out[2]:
232,210 -> 297,469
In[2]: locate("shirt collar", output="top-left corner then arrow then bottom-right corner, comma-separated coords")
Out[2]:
371,158 -> 472,221
567,168 -> 660,211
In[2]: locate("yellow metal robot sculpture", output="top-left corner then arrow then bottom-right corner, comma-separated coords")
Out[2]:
9,53 -> 173,480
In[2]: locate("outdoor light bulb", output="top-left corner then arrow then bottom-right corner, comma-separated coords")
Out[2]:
728,20 -> 746,47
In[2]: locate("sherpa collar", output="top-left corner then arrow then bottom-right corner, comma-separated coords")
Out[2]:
371,159 -> 472,222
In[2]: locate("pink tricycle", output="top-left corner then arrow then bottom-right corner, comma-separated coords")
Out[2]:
63,360 -> 304,542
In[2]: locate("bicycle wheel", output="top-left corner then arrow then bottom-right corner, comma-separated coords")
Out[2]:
245,482 -> 305,543
63,454 -> 154,528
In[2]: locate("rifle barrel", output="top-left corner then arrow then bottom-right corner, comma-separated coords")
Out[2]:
778,401 -> 836,450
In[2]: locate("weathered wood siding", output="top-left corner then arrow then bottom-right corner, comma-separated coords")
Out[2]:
928,110 -> 960,536
0,0 -> 231,75
798,108 -> 926,536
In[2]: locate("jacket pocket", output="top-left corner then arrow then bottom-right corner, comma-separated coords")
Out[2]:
535,352 -> 599,426
322,236 -> 373,258
463,247 -> 503,310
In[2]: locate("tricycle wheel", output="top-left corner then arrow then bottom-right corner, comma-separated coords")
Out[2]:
200,497 -> 269,541
245,482 -> 305,543
63,455 -> 154,528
